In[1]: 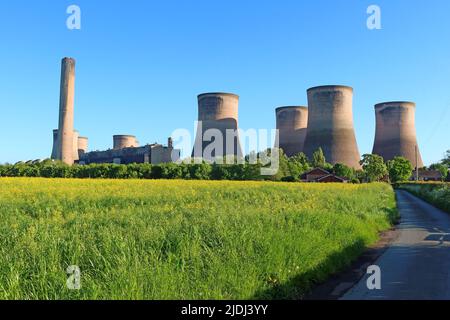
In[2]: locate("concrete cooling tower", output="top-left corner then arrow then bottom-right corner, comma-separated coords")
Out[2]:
51,129 -> 83,160
72,130 -> 80,161
372,101 -> 423,168
78,137 -> 88,154
113,135 -> 139,150
56,57 -> 76,165
193,92 -> 243,161
51,129 -> 59,160
276,106 -> 308,157
303,85 -> 361,169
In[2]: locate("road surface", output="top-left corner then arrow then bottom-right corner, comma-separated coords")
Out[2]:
342,190 -> 450,300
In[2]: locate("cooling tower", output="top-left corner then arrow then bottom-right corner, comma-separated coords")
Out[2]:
193,92 -> 243,161
113,135 -> 139,150
73,130 -> 79,161
372,101 -> 423,168
51,129 -> 59,159
276,106 -> 308,157
56,57 -> 76,165
78,136 -> 88,154
303,85 -> 361,169
52,129 -> 82,160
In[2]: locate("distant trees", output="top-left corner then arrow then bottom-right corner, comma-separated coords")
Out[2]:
312,148 -> 333,171
6,148 -> 447,184
429,163 -> 448,181
387,157 -> 413,183
332,163 -> 355,181
442,150 -> 450,167
312,148 -> 326,168
287,153 -> 311,179
360,154 -> 388,182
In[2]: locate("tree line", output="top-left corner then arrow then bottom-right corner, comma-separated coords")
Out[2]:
1,148 -> 448,183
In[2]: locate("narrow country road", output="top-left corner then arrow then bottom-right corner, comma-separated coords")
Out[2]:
342,190 -> 450,300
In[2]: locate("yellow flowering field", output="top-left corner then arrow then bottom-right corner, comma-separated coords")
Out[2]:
0,178 -> 397,299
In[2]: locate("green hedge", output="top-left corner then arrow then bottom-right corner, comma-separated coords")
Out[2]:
0,161 -> 267,181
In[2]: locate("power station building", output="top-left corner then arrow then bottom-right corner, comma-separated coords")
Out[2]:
372,101 -> 423,169
51,57 -> 179,165
78,137 -> 178,165
303,85 -> 361,169
276,106 -> 308,157
193,92 -> 243,161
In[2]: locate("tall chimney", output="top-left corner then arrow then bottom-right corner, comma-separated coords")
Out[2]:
57,57 -> 76,165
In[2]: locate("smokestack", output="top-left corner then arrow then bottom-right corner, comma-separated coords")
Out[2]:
57,57 -> 76,165
193,92 -> 243,161
276,106 -> 308,157
372,101 -> 424,168
168,137 -> 173,149
113,135 -> 138,150
78,136 -> 88,155
303,85 -> 361,169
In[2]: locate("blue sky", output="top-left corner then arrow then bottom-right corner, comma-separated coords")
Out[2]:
0,0 -> 449,165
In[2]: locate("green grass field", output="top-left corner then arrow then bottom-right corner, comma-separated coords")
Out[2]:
0,178 -> 397,300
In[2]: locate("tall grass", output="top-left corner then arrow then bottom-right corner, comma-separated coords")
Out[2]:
0,178 -> 397,300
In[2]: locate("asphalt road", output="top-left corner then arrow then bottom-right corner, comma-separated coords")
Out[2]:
342,190 -> 450,300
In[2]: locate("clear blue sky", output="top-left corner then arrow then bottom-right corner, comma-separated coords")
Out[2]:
0,0 -> 449,165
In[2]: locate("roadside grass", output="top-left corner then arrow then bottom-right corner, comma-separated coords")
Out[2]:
0,178 -> 397,299
398,182 -> 450,213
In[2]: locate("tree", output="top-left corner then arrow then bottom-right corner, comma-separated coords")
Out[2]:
258,148 -> 289,181
360,154 -> 387,182
287,152 -> 311,179
387,157 -> 413,183
429,163 -> 449,181
333,163 -> 355,180
442,150 -> 450,167
312,148 -> 326,168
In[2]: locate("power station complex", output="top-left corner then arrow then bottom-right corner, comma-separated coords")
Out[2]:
51,58 -> 423,169
51,58 -> 179,165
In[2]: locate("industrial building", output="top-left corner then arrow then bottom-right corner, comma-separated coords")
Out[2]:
51,57 -> 179,165
303,85 -> 362,169
78,137 -> 178,165
372,101 -> 424,169
276,106 -> 308,157
192,92 -> 243,161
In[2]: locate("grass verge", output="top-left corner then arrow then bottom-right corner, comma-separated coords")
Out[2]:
397,182 -> 450,213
